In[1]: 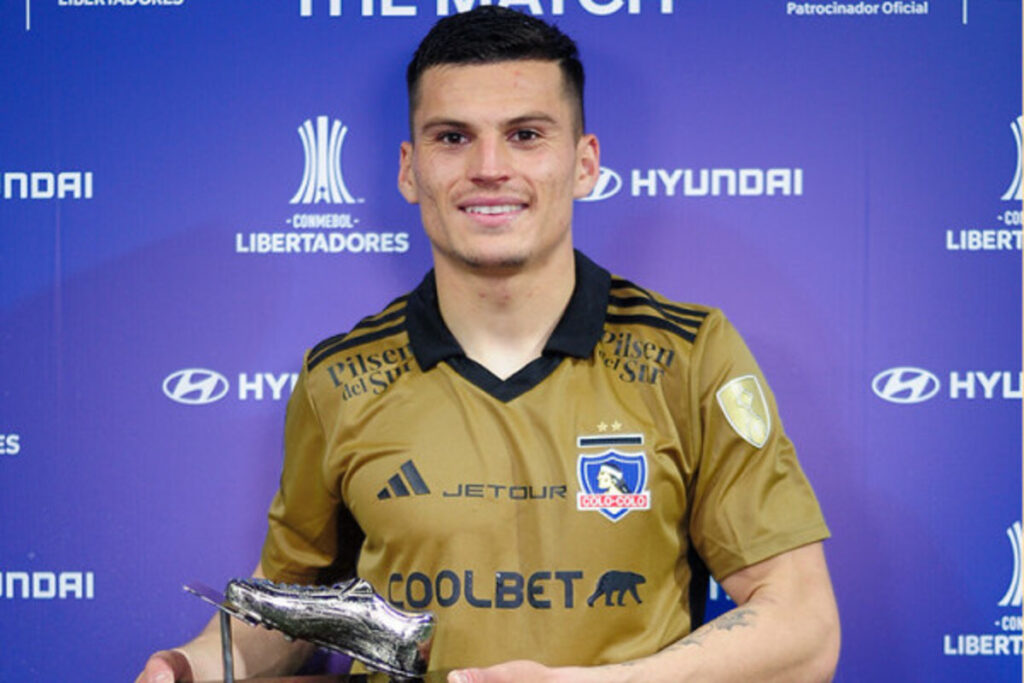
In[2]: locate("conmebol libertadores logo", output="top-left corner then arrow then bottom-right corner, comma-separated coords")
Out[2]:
943,521 -> 1023,657
290,116 -> 358,205
999,521 -> 1022,608
1002,115 -> 1023,202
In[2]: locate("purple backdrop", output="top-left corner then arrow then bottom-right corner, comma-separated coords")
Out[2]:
1,1 -> 1021,680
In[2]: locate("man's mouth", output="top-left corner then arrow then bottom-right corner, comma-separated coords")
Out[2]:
462,204 -> 526,215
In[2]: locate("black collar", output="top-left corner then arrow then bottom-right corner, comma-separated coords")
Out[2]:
406,250 -> 611,372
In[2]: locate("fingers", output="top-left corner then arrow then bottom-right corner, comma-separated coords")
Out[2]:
449,668 -> 486,683
448,660 -> 553,683
136,650 -> 193,683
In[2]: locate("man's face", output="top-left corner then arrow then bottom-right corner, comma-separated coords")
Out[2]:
398,60 -> 599,273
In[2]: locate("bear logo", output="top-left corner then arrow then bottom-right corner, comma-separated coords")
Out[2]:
586,570 -> 646,607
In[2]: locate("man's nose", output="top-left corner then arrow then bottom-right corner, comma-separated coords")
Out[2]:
468,135 -> 511,184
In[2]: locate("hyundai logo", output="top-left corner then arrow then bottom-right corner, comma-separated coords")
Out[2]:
871,367 -> 941,404
163,369 -> 230,405
578,166 -> 622,202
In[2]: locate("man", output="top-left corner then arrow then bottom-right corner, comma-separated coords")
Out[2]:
596,463 -> 629,495
139,7 -> 839,681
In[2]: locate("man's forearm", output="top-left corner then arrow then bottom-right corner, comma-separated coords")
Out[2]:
451,543 -> 840,683
176,612 -> 315,681
588,592 -> 839,683
590,544 -> 839,683
452,597 -> 838,683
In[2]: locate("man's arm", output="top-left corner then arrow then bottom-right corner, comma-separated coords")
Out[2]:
450,541 -> 840,683
135,562 -> 315,683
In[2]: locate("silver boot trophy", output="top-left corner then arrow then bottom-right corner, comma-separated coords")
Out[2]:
185,576 -> 435,680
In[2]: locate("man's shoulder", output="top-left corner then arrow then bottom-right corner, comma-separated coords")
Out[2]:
605,273 -> 721,346
303,289 -> 416,375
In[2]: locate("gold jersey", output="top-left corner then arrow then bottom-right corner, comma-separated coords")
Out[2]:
261,251 -> 829,670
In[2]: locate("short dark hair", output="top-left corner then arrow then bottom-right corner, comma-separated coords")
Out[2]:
406,6 -> 585,136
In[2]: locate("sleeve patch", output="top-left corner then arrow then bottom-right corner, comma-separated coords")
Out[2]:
715,375 -> 771,448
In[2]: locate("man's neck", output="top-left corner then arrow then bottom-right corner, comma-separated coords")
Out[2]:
433,247 -> 576,380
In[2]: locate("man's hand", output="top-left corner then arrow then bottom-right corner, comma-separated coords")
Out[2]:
448,661 -> 617,683
135,649 -> 193,683
134,563 -> 315,682
449,660 -> 575,683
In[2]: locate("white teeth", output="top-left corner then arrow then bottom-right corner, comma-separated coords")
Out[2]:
464,204 -> 522,215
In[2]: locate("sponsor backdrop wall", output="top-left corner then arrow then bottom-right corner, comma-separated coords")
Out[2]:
1,1 -> 1020,680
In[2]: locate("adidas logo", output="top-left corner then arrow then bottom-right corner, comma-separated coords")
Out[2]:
377,460 -> 431,500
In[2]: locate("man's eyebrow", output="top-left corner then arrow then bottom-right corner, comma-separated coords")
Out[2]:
419,117 -> 471,133
418,112 -> 561,134
505,113 -> 560,128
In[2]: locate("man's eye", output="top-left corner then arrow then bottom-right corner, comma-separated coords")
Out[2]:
438,132 -> 466,144
512,130 -> 540,142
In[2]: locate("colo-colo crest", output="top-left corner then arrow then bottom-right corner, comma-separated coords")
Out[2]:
577,451 -> 651,522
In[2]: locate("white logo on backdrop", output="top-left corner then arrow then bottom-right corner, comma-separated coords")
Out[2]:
1002,115 -> 1023,202
299,0 -> 675,18
162,369 -> 230,405
871,367 -> 941,404
0,570 -> 95,599
579,167 -> 623,202
943,520 -> 1024,656
0,434 -> 20,456
290,116 -> 357,205
999,521 -> 1022,608
300,0 -> 340,16
2,172 -> 93,200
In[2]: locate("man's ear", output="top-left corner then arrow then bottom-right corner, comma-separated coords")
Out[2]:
397,141 -> 419,204
572,133 -> 600,199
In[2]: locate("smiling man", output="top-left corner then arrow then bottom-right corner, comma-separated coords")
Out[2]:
139,7 -> 838,682
397,54 -> 598,380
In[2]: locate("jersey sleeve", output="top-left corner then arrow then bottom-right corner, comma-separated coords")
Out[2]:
686,310 -> 829,581
260,360 -> 343,584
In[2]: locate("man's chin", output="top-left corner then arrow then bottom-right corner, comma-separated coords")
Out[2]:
452,249 -> 529,272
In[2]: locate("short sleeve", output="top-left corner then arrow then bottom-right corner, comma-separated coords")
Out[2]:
687,311 -> 829,580
260,361 -> 342,584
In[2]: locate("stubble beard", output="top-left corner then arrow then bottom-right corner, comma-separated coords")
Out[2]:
447,244 -> 530,272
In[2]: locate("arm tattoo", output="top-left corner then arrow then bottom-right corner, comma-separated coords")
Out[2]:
674,607 -> 758,649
